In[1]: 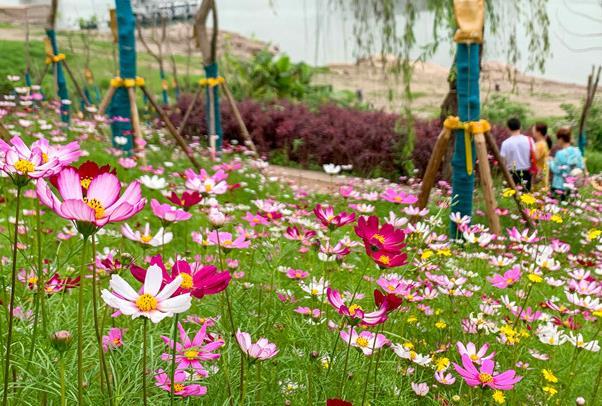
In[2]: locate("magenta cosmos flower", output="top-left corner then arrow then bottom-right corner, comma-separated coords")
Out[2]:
155,369 -> 207,397
102,327 -> 125,352
313,204 -> 356,229
130,255 -> 231,299
161,321 -> 224,375
456,342 -> 495,365
0,135 -> 74,185
101,264 -> 191,323
326,288 -> 387,326
235,330 -> 278,361
453,354 -> 522,390
487,265 -> 521,289
151,198 -> 192,224
37,167 -> 145,236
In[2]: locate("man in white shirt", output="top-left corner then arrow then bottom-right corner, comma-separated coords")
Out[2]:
500,117 -> 532,191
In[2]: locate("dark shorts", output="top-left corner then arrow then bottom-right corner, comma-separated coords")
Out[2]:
510,170 -> 532,192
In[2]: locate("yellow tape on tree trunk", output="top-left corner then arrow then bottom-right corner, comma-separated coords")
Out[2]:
443,116 -> 491,175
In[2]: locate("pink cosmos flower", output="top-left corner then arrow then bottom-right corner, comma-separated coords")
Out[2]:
36,167 -> 145,235
487,266 -> 521,289
102,327 -> 125,352
206,230 -> 250,249
130,255 -> 231,299
381,188 -> 418,204
434,371 -> 456,385
286,269 -> 309,280
33,137 -> 81,168
313,204 -> 356,229
0,135 -> 67,183
456,342 -> 495,365
511,306 -> 542,323
326,288 -> 387,326
184,168 -> 228,195
411,382 -> 429,396
243,212 -> 269,227
355,215 -> 407,253
101,263 -> 192,323
161,321 -> 224,375
151,199 -> 192,223
284,226 -> 316,245
453,354 -> 522,390
235,330 -> 278,361
339,327 -> 389,356
154,369 -> 207,397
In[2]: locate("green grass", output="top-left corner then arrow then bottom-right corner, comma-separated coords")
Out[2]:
0,104 -> 600,405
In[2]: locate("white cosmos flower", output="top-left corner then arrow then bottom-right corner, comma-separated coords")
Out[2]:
322,163 -> 341,175
121,223 -> 172,247
101,264 -> 191,323
567,333 -> 600,352
391,344 -> 432,366
139,174 -> 167,190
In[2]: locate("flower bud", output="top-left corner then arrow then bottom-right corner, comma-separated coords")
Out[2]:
576,397 -> 586,405
208,208 -> 226,228
50,330 -> 73,353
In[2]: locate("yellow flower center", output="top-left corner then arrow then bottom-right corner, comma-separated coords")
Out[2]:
204,183 -> 213,193
387,285 -> 396,291
378,255 -> 390,265
184,349 -> 199,360
222,240 -> 232,246
180,273 -> 193,290
80,177 -> 92,190
112,338 -> 121,345
173,383 -> 185,393
506,278 -> 514,284
310,288 -> 319,296
348,304 -> 363,316
84,198 -> 105,219
372,233 -> 385,243
14,159 -> 35,174
470,354 -> 479,361
394,196 -> 402,202
479,373 -> 493,384
42,153 -> 49,163
28,276 -> 38,285
135,294 -> 158,312
140,234 -> 153,244
356,337 -> 369,347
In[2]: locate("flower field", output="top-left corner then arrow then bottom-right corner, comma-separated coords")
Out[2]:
0,96 -> 601,406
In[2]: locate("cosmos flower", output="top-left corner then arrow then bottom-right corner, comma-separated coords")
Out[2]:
313,204 -> 356,229
235,330 -> 278,361
0,135 -> 66,183
453,354 -> 522,390
381,188 -> 418,204
456,342 -> 495,365
487,266 -> 522,289
37,166 -> 145,235
326,288 -> 387,326
102,327 -> 125,352
166,191 -> 202,210
101,263 -> 191,323
122,223 -> 173,247
154,369 -> 207,397
339,327 -> 389,356
151,199 -> 192,224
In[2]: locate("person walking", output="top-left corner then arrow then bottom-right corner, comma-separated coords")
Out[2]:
500,117 -> 533,191
532,123 -> 551,192
548,127 -> 585,200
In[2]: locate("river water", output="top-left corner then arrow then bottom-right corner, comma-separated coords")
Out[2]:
4,0 -> 602,84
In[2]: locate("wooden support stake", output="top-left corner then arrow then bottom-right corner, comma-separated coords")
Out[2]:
221,81 -> 258,156
484,131 -> 536,229
474,132 -> 501,235
127,86 -> 145,163
178,88 -> 201,136
417,127 -> 452,209
37,63 -> 49,87
62,60 -> 91,107
139,85 -> 201,170
207,85 -> 216,160
98,86 -> 116,116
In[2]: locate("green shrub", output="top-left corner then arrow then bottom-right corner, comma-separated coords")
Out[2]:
481,94 -> 531,126
561,98 -> 602,151
586,149 -> 602,174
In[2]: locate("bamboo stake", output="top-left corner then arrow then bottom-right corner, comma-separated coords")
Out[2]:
484,131 -> 536,229
62,60 -> 91,107
139,85 -> 201,170
127,87 -> 145,163
221,81 -> 258,156
417,127 -> 452,209
178,88 -> 201,135
474,132 -> 501,235
98,86 -> 117,116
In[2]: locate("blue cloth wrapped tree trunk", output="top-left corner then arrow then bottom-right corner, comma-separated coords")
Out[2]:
204,63 -> 223,151
45,29 -> 69,123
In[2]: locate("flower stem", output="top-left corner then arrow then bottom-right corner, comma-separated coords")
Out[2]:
361,325 -> 383,405
92,236 -> 113,403
2,186 -> 22,406
169,314 -> 179,406
28,199 -> 47,365
76,235 -> 88,405
512,283 -> 534,328
59,356 -> 66,406
142,318 -> 148,406
215,232 -> 235,336
338,325 -> 354,397
239,352 -> 245,403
